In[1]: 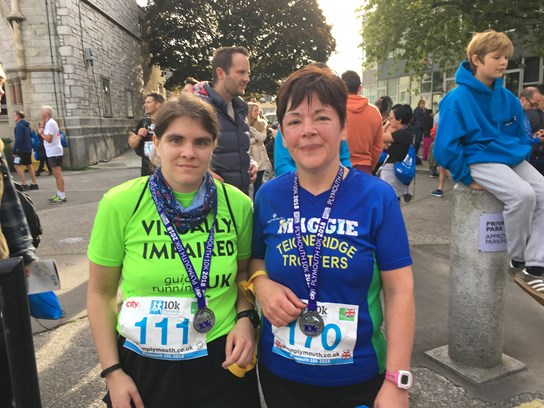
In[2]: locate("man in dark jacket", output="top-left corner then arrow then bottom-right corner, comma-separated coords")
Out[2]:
195,47 -> 257,195
12,111 -> 38,190
412,99 -> 427,157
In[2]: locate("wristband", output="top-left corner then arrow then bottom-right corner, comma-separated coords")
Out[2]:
385,370 -> 413,389
237,309 -> 260,328
100,363 -> 123,378
238,270 -> 268,305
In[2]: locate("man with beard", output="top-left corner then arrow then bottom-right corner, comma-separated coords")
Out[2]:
193,47 -> 257,195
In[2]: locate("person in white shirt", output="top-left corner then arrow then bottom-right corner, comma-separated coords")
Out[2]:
39,106 -> 66,203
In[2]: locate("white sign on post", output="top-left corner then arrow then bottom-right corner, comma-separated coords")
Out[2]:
479,212 -> 507,252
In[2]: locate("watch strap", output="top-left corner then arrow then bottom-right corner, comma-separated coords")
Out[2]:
385,370 -> 413,389
236,309 -> 260,328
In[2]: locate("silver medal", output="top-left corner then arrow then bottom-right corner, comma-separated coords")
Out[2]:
299,310 -> 324,337
193,307 -> 215,333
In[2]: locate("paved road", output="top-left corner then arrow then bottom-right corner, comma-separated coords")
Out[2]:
18,153 -> 544,407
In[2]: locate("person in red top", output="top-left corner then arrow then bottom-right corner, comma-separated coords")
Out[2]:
341,70 -> 383,174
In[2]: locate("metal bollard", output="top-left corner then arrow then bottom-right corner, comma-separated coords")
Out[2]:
0,257 -> 42,407
426,184 -> 525,384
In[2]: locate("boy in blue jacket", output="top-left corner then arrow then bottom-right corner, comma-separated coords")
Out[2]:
434,30 -> 544,302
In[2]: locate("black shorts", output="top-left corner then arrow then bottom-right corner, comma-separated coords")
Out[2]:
14,152 -> 32,165
47,156 -> 63,168
103,335 -> 261,408
258,364 -> 384,408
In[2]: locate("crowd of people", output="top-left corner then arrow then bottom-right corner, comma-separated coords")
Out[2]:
2,28 -> 544,407
1,101 -> 66,202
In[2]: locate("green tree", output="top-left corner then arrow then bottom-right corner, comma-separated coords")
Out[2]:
361,0 -> 544,76
145,0 -> 336,94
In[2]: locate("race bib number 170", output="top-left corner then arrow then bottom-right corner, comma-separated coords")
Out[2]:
272,301 -> 358,366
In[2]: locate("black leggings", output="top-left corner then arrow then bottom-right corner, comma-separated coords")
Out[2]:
253,170 -> 265,197
258,364 -> 383,408
104,335 -> 261,408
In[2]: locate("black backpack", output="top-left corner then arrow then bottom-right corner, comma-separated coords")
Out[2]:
0,152 -> 42,248
13,182 -> 42,248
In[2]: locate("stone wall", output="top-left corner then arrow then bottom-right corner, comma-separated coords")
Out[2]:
55,0 -> 146,167
0,0 -> 146,168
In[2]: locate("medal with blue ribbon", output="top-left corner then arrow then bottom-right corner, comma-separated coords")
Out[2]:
292,165 -> 344,337
150,176 -> 217,334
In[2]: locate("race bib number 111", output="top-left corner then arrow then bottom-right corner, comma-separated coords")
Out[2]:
119,297 -> 208,361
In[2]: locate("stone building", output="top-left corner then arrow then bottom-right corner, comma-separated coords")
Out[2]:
0,0 -> 164,168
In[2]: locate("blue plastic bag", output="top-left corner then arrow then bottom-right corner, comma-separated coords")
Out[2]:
394,145 -> 416,185
28,291 -> 64,320
31,130 -> 40,150
59,130 -> 68,148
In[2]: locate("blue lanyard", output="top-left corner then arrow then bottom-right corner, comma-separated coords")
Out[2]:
292,165 -> 344,312
149,179 -> 216,310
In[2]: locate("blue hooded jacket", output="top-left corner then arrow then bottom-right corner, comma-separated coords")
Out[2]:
434,61 -> 530,186
13,119 -> 33,154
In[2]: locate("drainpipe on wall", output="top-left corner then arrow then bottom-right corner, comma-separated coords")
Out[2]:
6,0 -> 27,80
44,0 -> 61,118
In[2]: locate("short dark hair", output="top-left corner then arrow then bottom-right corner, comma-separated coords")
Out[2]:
211,47 -> 249,82
14,111 -> 25,119
185,77 -> 198,86
154,94 -> 220,142
276,65 -> 347,128
146,92 -> 165,104
392,104 -> 413,125
537,84 -> 544,94
341,70 -> 361,94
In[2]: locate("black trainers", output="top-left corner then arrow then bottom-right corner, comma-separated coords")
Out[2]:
513,268 -> 544,306
430,189 -> 443,197
21,184 -> 30,191
525,266 -> 544,276
508,259 -> 525,277
509,259 -> 525,270
29,184 -> 39,190
520,269 -> 544,293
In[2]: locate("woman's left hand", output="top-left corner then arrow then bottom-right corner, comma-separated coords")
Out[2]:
374,381 -> 409,408
222,317 -> 256,369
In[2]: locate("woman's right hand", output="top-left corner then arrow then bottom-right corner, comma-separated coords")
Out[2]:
253,274 -> 307,327
106,370 -> 145,408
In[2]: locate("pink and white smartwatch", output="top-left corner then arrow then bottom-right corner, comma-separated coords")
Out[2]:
385,370 -> 413,389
